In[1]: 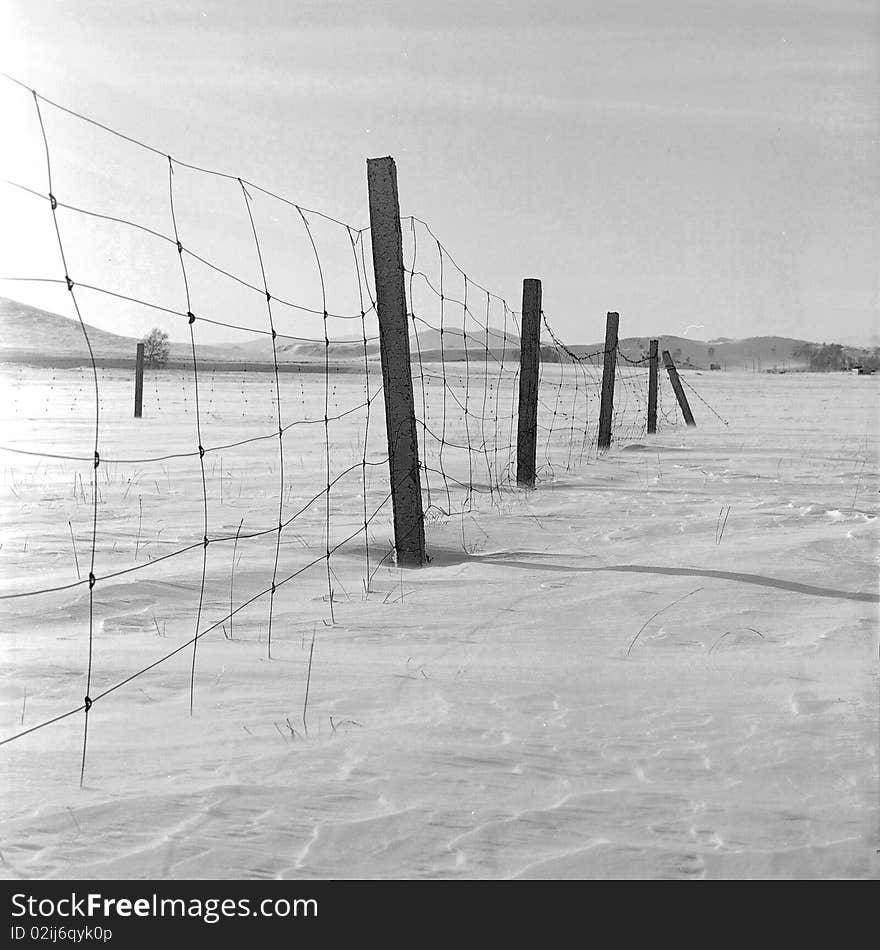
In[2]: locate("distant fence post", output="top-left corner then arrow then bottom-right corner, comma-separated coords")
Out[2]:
661,349 -> 696,427
516,278 -> 541,488
597,311 -> 619,449
647,339 -> 658,434
134,342 -> 145,418
366,156 -> 426,566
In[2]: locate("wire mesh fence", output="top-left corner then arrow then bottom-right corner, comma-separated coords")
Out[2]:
0,75 -> 691,781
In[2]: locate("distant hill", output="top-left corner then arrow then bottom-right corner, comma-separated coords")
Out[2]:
0,296 -> 522,366
563,335 -> 817,371
0,295 -> 874,373
227,325 -> 520,363
230,335 -> 379,363
0,296 -> 329,366
403,326 -> 520,363
0,296 -> 142,360
838,333 -> 880,349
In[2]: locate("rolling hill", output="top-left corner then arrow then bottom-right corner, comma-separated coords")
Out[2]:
0,296 -> 283,366
0,295 -> 871,372
0,296 -> 143,360
566,335 -> 815,371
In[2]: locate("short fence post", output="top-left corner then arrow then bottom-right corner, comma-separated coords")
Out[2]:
134,342 -> 145,418
661,349 -> 696,427
366,156 -> 426,566
647,339 -> 658,434
516,278 -> 541,487
597,311 -> 619,449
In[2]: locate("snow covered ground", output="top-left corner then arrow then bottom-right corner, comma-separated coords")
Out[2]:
0,365 -> 877,879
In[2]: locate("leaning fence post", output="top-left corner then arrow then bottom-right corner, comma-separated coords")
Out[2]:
134,341 -> 145,418
662,349 -> 696,427
597,311 -> 619,449
366,156 -> 426,566
647,339 -> 658,434
516,278 -> 541,487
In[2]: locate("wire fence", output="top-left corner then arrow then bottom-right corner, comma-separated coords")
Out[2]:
1,75 -> 693,782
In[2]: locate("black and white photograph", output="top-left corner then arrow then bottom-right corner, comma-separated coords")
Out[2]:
0,0 -> 877,901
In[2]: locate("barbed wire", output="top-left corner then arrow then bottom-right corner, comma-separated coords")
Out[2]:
679,373 -> 730,426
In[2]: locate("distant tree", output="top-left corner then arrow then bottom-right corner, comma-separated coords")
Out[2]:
143,328 -> 170,367
793,342 -> 850,372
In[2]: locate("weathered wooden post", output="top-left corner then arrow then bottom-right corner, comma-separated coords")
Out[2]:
134,341 -> 145,418
366,156 -> 426,566
647,339 -> 659,434
516,278 -> 541,487
662,349 -> 696,427
597,311 -> 619,449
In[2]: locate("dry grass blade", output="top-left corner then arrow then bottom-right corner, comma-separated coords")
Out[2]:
709,627 -> 765,654
303,628 -> 316,736
626,587 -> 704,657
68,521 -> 80,579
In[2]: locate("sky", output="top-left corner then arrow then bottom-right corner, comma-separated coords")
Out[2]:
1,0 -> 878,347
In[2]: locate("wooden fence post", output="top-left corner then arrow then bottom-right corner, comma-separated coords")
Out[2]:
366,156 -> 426,566
661,349 -> 696,427
647,339 -> 658,434
134,342 -> 145,418
516,278 -> 541,488
597,311 -> 619,449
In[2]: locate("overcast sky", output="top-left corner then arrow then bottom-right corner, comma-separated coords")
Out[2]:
2,0 -> 878,345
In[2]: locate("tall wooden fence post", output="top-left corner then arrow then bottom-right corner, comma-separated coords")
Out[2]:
647,339 -> 658,434
366,156 -> 426,566
661,349 -> 696,427
597,311 -> 619,449
516,278 -> 541,488
134,342 -> 145,418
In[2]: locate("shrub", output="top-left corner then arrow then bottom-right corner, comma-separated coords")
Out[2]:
143,327 -> 170,367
